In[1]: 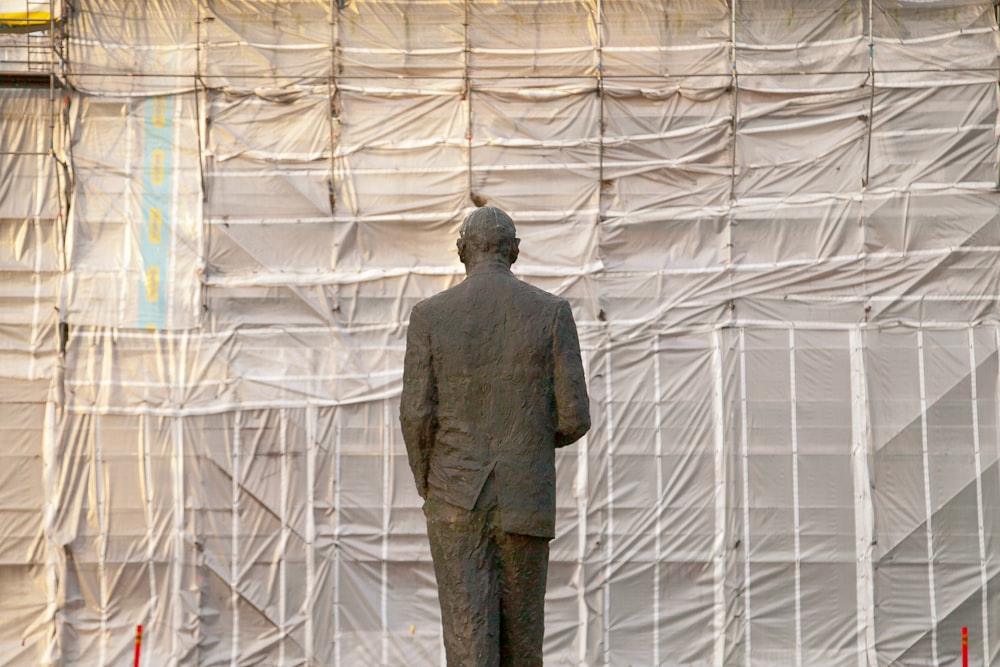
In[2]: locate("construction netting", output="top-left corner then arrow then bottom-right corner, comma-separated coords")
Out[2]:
2,1 -> 1000,665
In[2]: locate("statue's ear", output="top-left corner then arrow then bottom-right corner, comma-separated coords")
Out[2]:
456,237 -> 467,263
509,237 -> 520,265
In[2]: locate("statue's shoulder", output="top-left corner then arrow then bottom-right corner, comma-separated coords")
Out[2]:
415,272 -> 564,313
512,276 -> 567,309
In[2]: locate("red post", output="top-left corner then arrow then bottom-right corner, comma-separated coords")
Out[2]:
133,624 -> 143,667
962,626 -> 968,667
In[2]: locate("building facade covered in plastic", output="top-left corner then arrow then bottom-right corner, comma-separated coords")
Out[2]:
1,1 -> 1000,665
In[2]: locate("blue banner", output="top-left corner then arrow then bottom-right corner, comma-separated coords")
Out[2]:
137,95 -> 173,330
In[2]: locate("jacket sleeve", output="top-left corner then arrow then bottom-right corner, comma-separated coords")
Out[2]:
552,299 -> 591,447
399,303 -> 436,498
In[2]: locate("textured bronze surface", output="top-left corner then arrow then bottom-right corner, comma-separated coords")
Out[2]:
400,206 -> 591,666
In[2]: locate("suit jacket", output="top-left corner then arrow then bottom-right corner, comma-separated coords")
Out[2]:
399,264 -> 591,538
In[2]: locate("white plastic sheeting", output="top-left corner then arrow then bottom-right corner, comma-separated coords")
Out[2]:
2,1 -> 1000,665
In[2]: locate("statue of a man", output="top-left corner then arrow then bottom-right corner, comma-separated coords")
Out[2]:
400,206 -> 591,666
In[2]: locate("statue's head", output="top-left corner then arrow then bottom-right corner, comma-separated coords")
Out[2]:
457,206 -> 519,267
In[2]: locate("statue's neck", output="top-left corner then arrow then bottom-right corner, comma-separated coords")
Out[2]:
464,258 -> 512,277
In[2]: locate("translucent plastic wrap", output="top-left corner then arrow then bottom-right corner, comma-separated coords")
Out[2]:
2,1 -> 1000,665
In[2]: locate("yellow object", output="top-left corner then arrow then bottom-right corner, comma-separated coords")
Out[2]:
0,10 -> 49,24
0,10 -> 55,33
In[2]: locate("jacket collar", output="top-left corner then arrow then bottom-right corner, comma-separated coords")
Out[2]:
464,260 -> 513,278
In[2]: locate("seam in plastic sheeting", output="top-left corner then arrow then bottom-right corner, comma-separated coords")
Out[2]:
93,415 -> 109,666
968,327 -> 990,667
710,329 -> 727,667
994,326 -> 1000,667
170,416 -> 184,664
915,330 -> 940,666
737,328 -> 752,667
278,408 -> 289,667
138,414 -> 157,660
601,337 -> 613,667
41,397 -> 59,667
788,328 -> 803,667
652,334 -> 662,667
230,411 -> 241,665
304,404 -> 316,665
29,136 -> 43,379
575,347 -> 590,667
850,328 -> 877,667
380,398 -> 390,667
332,416 -> 342,667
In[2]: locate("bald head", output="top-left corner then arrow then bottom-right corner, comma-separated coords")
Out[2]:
457,206 -> 520,268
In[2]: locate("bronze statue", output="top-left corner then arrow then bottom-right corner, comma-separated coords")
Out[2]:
400,206 -> 591,666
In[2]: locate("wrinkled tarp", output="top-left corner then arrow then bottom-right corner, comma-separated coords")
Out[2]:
1,1 -> 1000,665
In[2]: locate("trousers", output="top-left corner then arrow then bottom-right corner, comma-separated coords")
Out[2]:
424,473 -> 550,667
